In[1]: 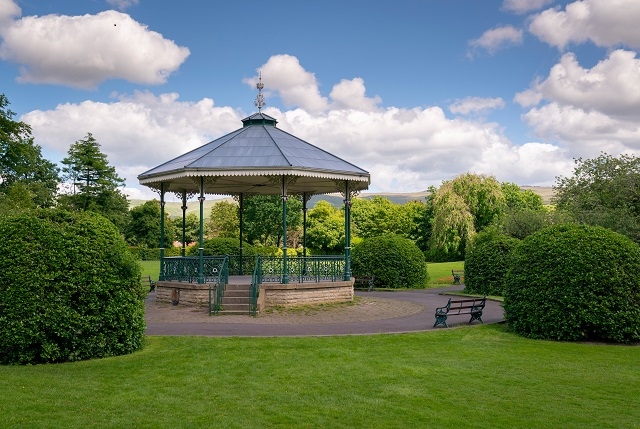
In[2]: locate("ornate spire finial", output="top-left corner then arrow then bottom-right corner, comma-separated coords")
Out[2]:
254,72 -> 266,112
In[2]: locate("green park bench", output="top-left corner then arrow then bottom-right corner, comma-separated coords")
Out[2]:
142,275 -> 156,292
433,296 -> 486,328
451,269 -> 464,285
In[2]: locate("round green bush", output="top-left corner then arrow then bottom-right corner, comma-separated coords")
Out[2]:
465,232 -> 520,296
351,234 -> 429,289
0,209 -> 145,365
503,224 -> 640,343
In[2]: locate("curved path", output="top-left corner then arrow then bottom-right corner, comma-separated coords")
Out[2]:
145,286 -> 504,337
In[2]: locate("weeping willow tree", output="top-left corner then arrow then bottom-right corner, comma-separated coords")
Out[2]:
428,173 -> 505,261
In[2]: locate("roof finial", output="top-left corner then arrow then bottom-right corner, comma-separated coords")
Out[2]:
254,72 -> 266,112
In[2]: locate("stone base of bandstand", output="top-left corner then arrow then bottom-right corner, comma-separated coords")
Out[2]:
155,281 -> 212,308
155,279 -> 355,312
257,280 -> 354,311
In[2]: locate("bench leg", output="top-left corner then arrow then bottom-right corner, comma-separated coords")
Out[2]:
469,311 -> 483,324
433,314 -> 448,328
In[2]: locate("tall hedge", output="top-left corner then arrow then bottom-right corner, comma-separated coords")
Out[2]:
351,234 -> 429,289
464,232 -> 520,296
503,224 -> 640,343
0,210 -> 145,365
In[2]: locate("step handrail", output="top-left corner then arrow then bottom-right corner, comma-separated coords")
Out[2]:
249,255 -> 262,316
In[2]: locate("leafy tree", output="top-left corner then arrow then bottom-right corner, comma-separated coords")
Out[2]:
206,200 -> 239,238
351,196 -> 405,238
0,94 -> 59,208
126,200 -> 177,248
427,173 -> 505,260
58,133 -> 129,232
501,182 -> 544,211
243,195 -> 302,247
306,200 -> 344,254
554,152 -> 640,243
402,200 -> 430,251
182,212 -> 200,244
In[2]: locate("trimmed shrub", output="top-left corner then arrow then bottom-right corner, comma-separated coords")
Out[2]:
351,234 -> 429,289
464,232 -> 520,296
129,246 -> 181,260
503,224 -> 640,343
0,209 -> 145,365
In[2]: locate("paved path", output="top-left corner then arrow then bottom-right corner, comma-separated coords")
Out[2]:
145,285 -> 504,337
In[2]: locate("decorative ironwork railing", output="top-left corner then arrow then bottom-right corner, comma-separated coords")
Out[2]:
161,256 -> 228,283
260,256 -> 345,283
227,255 -> 257,276
249,256 -> 262,316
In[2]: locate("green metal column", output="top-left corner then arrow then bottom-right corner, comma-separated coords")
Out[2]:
181,190 -> 187,257
302,192 -> 308,257
239,193 -> 244,275
282,176 -> 288,284
159,183 -> 165,280
198,177 -> 205,284
344,181 -> 352,281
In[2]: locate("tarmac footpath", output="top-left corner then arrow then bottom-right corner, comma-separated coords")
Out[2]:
145,285 -> 504,337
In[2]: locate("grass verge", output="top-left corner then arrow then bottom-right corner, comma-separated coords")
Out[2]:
1,325 -> 638,428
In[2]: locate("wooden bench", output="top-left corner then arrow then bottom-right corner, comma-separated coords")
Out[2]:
433,296 -> 486,328
451,269 -> 464,285
142,275 -> 156,292
353,275 -> 375,291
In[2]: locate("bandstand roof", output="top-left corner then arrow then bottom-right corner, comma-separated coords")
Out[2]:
138,112 -> 370,196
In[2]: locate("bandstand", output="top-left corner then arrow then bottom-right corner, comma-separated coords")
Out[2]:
137,77 -> 370,315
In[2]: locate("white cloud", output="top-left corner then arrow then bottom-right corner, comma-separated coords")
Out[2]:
0,0 -> 20,26
517,50 -> 640,117
468,25 -> 523,56
502,0 -> 553,14
529,0 -> 640,49
329,78 -> 382,112
245,54 -> 329,113
106,0 -> 139,10
0,3 -> 189,88
518,49 -> 640,157
20,54 -> 581,199
449,97 -> 505,115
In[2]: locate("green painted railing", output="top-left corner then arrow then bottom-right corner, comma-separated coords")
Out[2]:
161,256 -> 228,283
260,256 -> 345,283
209,256 -> 229,316
250,256 -> 262,316
227,255 -> 258,276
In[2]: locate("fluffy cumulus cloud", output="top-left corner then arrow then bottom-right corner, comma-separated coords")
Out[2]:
22,92 -> 241,199
529,0 -> 640,49
0,1 -> 189,88
449,97 -> 505,115
516,49 -> 640,156
468,25 -> 523,57
21,54 -> 576,198
502,0 -> 553,14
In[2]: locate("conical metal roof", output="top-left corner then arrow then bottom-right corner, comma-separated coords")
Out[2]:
138,113 -> 370,196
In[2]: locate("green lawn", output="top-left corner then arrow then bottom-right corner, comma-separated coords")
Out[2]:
428,261 -> 464,286
1,325 -> 638,428
139,260 -> 160,280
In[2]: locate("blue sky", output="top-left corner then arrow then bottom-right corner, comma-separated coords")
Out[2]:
2,0 -> 639,200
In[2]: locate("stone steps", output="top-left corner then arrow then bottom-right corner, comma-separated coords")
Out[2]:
218,283 -> 252,315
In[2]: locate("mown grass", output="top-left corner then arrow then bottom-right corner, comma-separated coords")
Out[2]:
1,324 -> 638,429
138,260 -> 160,280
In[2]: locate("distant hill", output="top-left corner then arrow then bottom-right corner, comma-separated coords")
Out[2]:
130,186 -> 554,218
